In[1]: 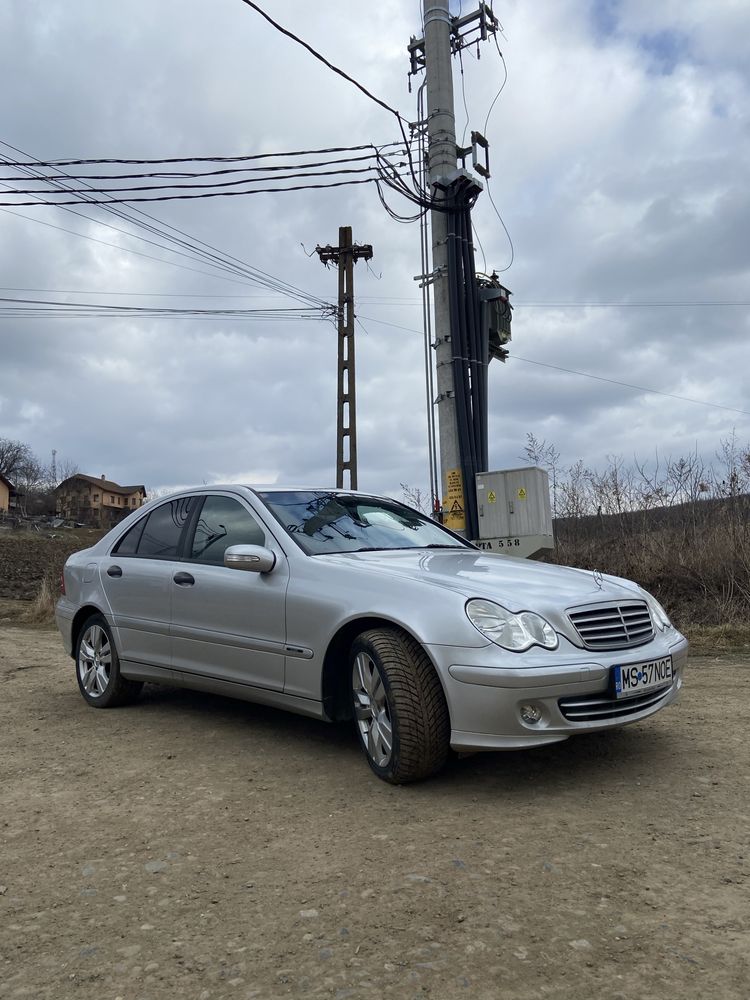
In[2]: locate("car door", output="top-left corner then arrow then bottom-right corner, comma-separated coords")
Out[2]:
170,492 -> 289,691
99,495 -> 198,671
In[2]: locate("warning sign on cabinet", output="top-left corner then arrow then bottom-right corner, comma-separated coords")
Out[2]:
517,487 -> 527,500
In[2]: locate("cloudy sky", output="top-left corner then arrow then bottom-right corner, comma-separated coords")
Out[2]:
0,0 -> 748,501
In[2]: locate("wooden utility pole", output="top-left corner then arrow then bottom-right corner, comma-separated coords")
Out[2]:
315,227 -> 373,490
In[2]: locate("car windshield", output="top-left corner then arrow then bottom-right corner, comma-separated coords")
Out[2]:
257,490 -> 472,555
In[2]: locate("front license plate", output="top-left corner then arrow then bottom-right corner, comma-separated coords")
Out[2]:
613,656 -> 673,699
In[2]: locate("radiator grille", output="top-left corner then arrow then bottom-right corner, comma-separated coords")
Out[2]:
568,601 -> 653,650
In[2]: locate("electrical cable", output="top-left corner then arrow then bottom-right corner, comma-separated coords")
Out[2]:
4,162 -> 391,196
1,142 -> 404,169
0,138 -> 331,308
0,173 -> 415,207
480,46 -> 513,272
0,174 -> 266,288
510,357 -> 750,418
0,208 -> 274,289
236,0 -> 406,122
0,286 -> 299,298
0,150 -> 407,193
458,48 -> 471,147
0,294 -> 331,322
417,79 -> 439,509
353,313 -> 750,417
483,47 -> 508,136
235,2 -> 430,203
485,183 -> 514,272
0,142 -> 264,283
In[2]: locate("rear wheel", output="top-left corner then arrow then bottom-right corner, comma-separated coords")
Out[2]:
75,614 -> 142,708
350,628 -> 450,784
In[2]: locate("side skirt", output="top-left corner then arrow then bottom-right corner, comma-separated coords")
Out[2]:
119,661 -> 329,722
177,668 -> 328,722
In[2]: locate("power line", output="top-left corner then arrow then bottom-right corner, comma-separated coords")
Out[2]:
482,48 -> 513,272
0,142 -> 403,168
236,1 -> 405,122
0,173 -> 395,206
511,356 -> 750,417
0,149 -> 407,192
483,46 -> 508,136
0,143 -> 274,288
3,162 -> 393,196
0,208 -> 276,289
235,2 -> 429,209
357,297 -> 750,308
0,294 -> 331,322
0,138 -> 330,308
354,314 -> 750,417
0,285 -> 297,298
516,301 -> 750,308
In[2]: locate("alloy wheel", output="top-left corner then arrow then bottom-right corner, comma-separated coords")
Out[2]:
352,650 -> 393,767
78,624 -> 112,698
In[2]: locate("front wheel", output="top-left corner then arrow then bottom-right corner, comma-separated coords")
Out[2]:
75,614 -> 142,708
350,628 -> 450,784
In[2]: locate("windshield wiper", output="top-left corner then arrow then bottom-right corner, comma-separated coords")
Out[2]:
422,543 -> 466,549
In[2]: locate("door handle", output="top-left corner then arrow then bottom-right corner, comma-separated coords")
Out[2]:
107,565 -> 123,578
173,571 -> 195,587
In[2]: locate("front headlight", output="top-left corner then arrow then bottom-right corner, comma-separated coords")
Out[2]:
466,599 -> 558,652
643,592 -> 673,631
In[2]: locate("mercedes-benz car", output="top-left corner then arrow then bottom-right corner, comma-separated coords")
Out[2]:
56,486 -> 687,783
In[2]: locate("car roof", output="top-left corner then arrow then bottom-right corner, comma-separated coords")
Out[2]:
248,486 -> 378,495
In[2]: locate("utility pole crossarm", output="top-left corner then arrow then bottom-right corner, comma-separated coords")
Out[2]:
408,2 -> 499,78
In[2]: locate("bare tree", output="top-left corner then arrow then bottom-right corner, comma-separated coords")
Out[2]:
52,456 -> 80,487
0,438 -> 80,514
399,483 -> 430,514
0,438 -> 35,482
522,433 -> 563,518
13,454 -> 45,515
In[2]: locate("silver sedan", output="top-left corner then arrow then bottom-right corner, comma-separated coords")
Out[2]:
56,486 -> 687,783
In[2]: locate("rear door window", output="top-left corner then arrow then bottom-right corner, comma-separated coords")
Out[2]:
112,516 -> 146,555
131,497 -> 197,559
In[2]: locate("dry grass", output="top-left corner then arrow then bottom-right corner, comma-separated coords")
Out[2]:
22,574 -> 58,624
681,623 -> 750,657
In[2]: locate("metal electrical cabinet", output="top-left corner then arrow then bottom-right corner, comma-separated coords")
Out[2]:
474,467 -> 554,559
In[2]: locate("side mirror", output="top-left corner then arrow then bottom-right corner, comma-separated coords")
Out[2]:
224,544 -> 277,574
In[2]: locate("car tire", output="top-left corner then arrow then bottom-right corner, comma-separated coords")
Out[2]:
350,628 -> 450,784
75,614 -> 143,708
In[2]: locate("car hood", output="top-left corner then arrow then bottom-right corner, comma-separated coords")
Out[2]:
319,548 -> 642,611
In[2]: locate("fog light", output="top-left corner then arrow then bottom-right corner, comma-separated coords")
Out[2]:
520,703 -> 543,725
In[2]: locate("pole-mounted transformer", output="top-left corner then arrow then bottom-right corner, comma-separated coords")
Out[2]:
478,276 -> 513,363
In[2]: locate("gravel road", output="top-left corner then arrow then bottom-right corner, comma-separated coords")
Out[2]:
1,625 -> 748,999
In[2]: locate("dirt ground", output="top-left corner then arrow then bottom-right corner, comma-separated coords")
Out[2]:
1,624 -> 748,1000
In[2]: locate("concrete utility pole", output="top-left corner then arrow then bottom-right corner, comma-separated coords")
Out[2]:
411,1 -> 500,536
315,227 -> 373,490
423,0 -> 464,531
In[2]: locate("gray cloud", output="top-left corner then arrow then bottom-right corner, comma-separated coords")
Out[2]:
0,0 -> 748,502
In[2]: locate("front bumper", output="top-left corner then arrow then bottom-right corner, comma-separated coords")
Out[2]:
427,633 -> 688,752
